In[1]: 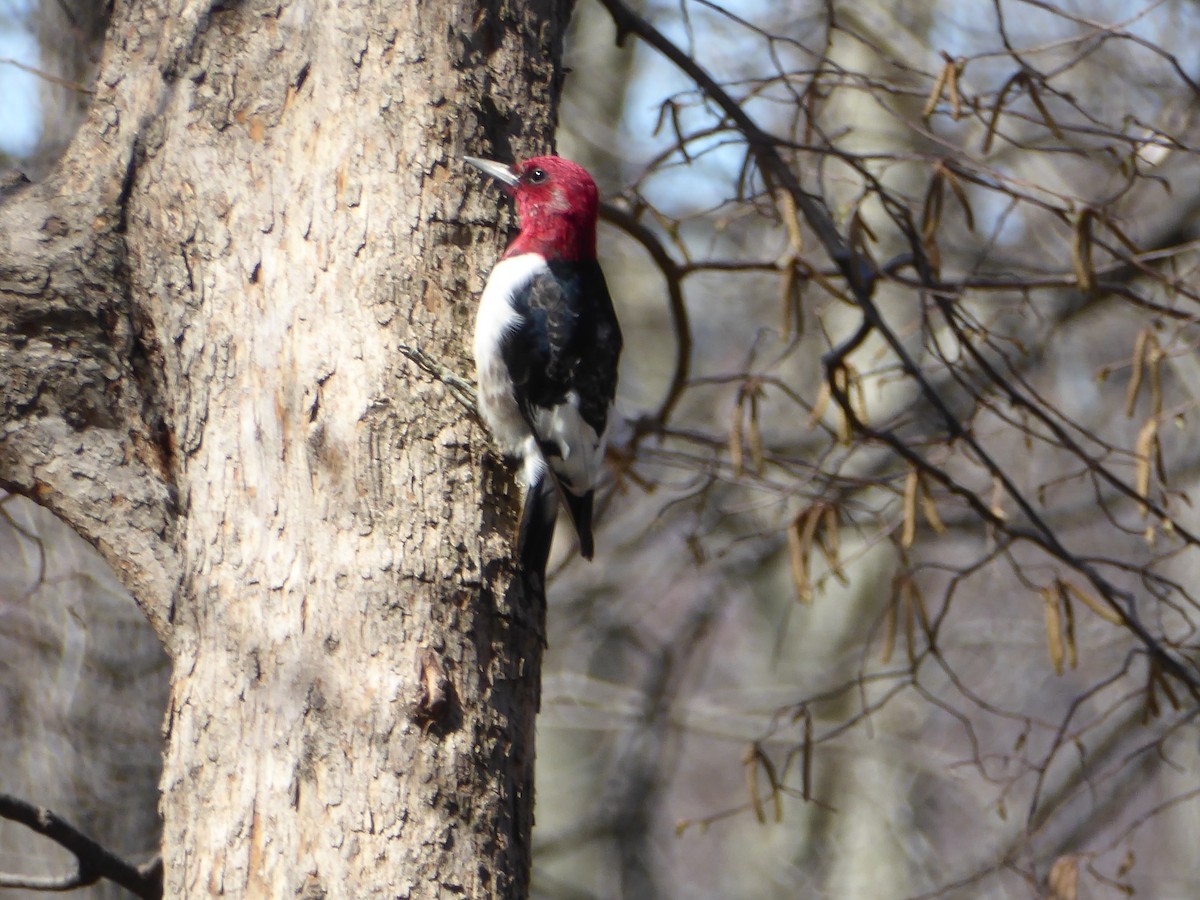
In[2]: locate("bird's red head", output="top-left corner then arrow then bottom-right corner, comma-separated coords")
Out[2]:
466,155 -> 600,262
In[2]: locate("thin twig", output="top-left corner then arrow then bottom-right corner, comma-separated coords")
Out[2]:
396,344 -> 479,417
0,58 -> 95,94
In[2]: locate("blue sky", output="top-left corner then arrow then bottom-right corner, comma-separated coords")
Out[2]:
0,0 -> 39,157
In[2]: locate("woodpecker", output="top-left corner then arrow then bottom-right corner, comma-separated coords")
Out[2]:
465,154 -> 623,591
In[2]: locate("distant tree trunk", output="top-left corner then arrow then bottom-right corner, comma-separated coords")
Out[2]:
0,0 -> 572,894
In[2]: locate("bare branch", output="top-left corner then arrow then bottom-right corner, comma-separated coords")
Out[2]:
0,57 -> 95,94
0,793 -> 161,899
599,201 -> 692,428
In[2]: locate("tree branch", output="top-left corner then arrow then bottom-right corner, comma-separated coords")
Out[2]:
0,793 -> 162,899
598,201 -> 691,429
0,0 -> 217,622
0,56 -> 96,94
596,0 -> 861,288
595,0 -> 1200,692
0,170 -> 180,626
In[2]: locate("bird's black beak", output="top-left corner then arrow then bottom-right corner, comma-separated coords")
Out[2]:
464,156 -> 519,188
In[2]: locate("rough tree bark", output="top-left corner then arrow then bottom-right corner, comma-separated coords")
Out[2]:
0,0 -> 572,895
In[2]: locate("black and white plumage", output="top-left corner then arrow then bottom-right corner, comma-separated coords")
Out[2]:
466,155 -> 623,589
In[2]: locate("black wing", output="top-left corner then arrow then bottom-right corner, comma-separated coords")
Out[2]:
500,259 -> 622,445
501,259 -> 622,563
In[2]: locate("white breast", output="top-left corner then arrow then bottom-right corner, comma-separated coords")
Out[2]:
473,254 -> 548,455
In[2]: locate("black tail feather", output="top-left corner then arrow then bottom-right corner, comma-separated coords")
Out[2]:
518,473 -> 559,595
561,490 -> 595,560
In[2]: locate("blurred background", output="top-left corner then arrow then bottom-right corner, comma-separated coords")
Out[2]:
4,1 -> 1200,897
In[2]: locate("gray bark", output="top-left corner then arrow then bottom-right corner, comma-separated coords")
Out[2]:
0,0 -> 572,894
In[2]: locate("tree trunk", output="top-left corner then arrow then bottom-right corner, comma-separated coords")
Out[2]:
0,0 -> 571,894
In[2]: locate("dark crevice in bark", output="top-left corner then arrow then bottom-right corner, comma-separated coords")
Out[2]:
160,0 -> 238,82
476,93 -> 523,163
115,136 -> 142,235
9,305 -> 109,343
116,137 -> 179,496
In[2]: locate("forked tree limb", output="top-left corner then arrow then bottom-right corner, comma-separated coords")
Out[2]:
0,792 -> 162,899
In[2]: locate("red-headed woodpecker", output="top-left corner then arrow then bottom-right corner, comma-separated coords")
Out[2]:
466,155 -> 623,591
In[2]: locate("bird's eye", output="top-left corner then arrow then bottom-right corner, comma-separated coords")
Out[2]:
527,167 -> 548,185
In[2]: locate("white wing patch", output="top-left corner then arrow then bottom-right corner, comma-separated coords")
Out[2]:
531,391 -> 610,494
